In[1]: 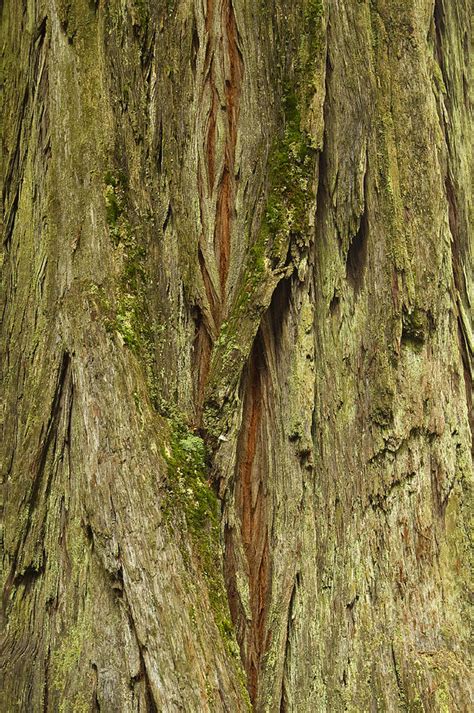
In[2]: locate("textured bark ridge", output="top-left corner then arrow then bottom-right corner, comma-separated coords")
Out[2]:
194,0 -> 244,410
1,1 -> 472,711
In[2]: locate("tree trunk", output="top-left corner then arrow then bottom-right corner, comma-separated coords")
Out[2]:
1,0 -> 472,711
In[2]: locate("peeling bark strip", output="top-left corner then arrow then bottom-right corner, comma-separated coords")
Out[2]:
194,0 -> 244,415
201,0 -> 243,306
2,351 -> 73,620
2,12 -> 49,250
215,0 -> 242,291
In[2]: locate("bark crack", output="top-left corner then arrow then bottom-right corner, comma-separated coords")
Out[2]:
232,329 -> 270,705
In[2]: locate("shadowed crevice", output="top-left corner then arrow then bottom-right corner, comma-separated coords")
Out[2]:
346,206 -> 368,293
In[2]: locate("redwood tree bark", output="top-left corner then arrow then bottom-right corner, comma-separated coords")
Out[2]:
1,0 -> 472,711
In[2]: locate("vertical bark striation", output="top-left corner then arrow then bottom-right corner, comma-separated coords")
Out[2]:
193,0 -> 243,413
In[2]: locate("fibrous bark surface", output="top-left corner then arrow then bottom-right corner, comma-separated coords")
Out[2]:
1,0 -> 472,711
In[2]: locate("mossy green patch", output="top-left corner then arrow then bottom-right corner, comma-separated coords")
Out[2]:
233,232 -> 269,316
163,419 -> 244,674
52,616 -> 92,713
103,170 -> 127,226
298,0 -> 325,100
401,306 -> 427,350
262,92 -> 317,266
220,94 -> 316,326
202,5 -> 322,438
102,171 -> 160,405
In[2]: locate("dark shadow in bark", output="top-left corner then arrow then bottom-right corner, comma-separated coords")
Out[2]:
346,205 -> 368,294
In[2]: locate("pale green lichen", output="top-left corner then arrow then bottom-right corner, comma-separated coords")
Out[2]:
52,616 -> 92,713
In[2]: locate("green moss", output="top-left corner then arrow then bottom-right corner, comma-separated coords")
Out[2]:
104,183 -> 122,225
102,172 -> 160,405
203,13 -> 323,433
202,89 -> 318,436
262,93 -> 317,266
164,425 -> 213,532
401,307 -> 427,349
130,0 -> 150,29
434,685 -> 450,713
233,232 -> 269,316
226,85 -> 316,324
103,171 -> 130,243
163,419 -> 244,671
162,420 -> 250,707
217,93 -> 316,339
298,0 -> 325,99
52,617 -> 92,712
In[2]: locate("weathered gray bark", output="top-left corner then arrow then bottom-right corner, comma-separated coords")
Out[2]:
1,0 -> 472,711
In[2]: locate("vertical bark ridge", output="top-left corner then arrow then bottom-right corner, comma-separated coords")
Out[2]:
432,0 -> 473,456
193,0 -> 244,418
2,2 -> 251,709
214,0 -> 243,292
223,278 -> 300,707
199,0 -> 243,312
11,352 -> 72,579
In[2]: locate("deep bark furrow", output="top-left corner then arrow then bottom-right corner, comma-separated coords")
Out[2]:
236,333 -> 267,702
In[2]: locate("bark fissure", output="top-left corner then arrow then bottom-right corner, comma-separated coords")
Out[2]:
226,277 -> 294,705
346,160 -> 369,293
434,2 -> 473,458
279,573 -> 299,712
234,330 -> 269,704
122,590 -> 158,711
